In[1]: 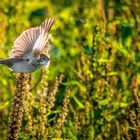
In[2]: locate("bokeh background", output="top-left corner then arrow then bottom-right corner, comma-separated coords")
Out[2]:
0,0 -> 140,139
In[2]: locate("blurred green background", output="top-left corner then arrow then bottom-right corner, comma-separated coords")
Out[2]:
0,0 -> 140,139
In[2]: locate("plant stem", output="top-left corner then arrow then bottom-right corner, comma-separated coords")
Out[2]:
7,73 -> 30,140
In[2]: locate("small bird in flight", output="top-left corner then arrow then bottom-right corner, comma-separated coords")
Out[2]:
0,17 -> 55,73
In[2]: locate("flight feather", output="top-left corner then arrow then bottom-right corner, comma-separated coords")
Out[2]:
9,17 -> 56,59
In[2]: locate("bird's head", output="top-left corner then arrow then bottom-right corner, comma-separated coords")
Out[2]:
37,53 -> 51,67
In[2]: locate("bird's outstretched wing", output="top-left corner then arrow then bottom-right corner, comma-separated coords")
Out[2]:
9,18 -> 56,59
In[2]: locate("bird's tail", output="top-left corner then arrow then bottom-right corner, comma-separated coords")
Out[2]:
0,58 -> 12,67
0,59 -> 6,64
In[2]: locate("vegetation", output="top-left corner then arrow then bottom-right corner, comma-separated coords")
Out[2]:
0,0 -> 139,139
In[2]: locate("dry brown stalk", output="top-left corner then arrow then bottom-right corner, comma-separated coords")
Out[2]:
7,73 -> 30,140
55,88 -> 70,137
131,74 -> 140,140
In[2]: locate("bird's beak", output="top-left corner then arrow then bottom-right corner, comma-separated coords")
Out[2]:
46,55 -> 51,61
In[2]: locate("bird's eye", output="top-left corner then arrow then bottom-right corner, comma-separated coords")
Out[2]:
42,57 -> 45,60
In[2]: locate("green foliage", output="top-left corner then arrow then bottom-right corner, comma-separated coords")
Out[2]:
0,0 -> 140,139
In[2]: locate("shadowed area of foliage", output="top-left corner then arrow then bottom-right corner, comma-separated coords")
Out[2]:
0,0 -> 139,139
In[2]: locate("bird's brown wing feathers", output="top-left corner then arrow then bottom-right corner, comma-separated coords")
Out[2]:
9,17 -> 56,59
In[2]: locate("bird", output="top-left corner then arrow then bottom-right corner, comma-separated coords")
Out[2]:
0,17 -> 56,73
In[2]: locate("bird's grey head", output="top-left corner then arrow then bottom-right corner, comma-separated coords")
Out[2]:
37,53 -> 51,68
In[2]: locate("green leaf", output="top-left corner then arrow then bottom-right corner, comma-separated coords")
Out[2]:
0,101 -> 9,110
72,95 -> 84,109
98,98 -> 110,106
108,71 -> 119,76
62,81 -> 86,92
129,126 -> 137,130
46,110 -> 60,117
120,102 -> 128,108
98,59 -> 111,63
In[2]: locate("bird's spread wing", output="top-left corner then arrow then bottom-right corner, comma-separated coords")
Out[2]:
9,18 -> 56,59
